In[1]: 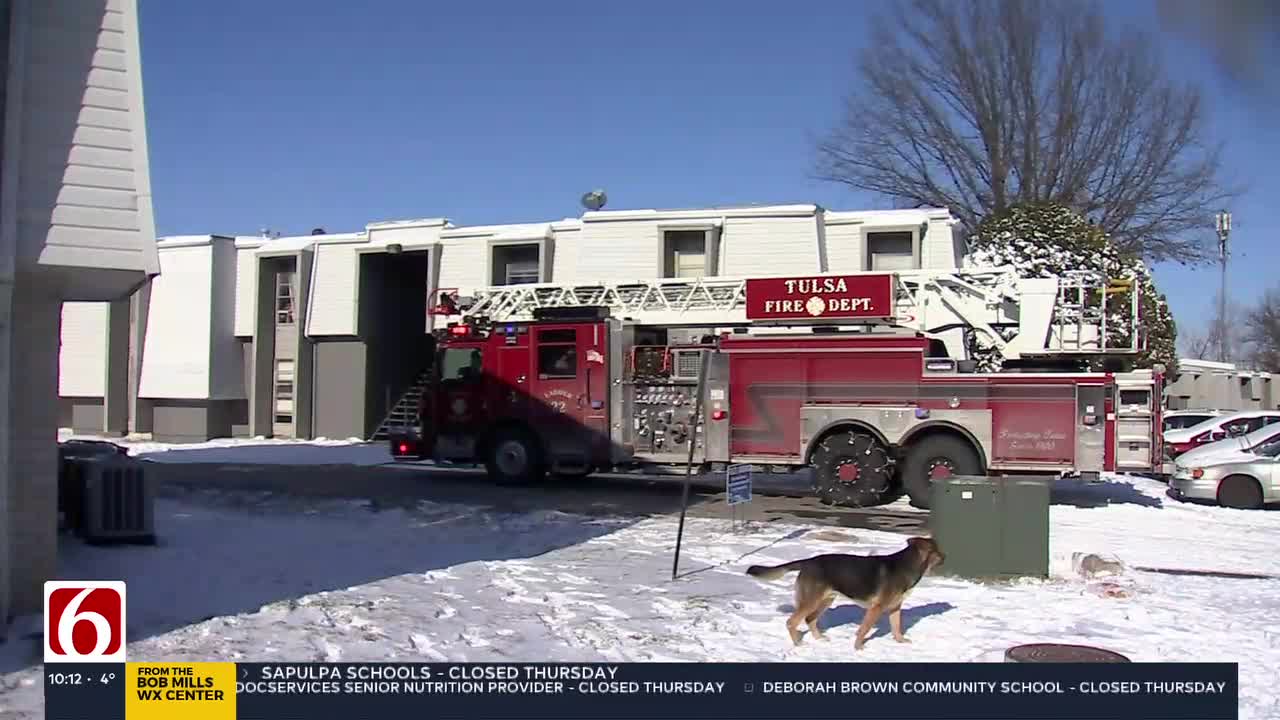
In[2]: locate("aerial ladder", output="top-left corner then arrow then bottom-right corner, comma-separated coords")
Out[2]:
432,267 -> 1144,365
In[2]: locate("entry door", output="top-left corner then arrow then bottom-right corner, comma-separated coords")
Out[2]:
1075,384 -> 1106,472
528,323 -> 609,463
492,330 -> 533,424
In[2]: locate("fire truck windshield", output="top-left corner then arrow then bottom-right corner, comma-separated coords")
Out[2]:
439,347 -> 483,382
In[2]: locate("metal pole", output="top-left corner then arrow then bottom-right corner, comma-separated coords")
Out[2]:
1216,210 -> 1231,363
671,348 -> 712,581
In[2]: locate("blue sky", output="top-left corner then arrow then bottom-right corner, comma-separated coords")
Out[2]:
137,0 -> 1278,335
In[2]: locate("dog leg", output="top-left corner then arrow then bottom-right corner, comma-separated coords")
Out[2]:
853,603 -> 884,651
806,594 -> 835,641
788,584 -> 826,647
889,606 -> 911,644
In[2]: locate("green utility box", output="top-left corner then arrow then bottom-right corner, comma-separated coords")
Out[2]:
929,475 -> 1050,580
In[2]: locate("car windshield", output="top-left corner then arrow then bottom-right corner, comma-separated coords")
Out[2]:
1179,415 -> 1229,435
1165,415 -> 1211,430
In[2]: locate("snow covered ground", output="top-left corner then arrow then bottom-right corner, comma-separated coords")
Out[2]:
4,446 -> 1278,718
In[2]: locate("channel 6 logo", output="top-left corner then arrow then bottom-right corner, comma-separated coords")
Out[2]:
43,581 -> 127,663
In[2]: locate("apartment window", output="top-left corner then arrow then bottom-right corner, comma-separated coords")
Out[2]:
274,360 -> 295,425
663,230 -> 709,278
866,231 -> 916,271
276,270 -> 296,324
492,244 -> 541,285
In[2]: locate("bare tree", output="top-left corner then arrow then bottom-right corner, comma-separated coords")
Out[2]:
1242,289 -> 1280,372
1178,327 -> 1215,361
1178,290 -> 1246,361
815,0 -> 1236,263
1155,0 -> 1280,95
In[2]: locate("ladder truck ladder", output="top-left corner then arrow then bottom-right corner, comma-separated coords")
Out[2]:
441,267 -> 1142,362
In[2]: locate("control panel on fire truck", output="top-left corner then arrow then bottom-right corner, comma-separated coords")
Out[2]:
627,344 -> 706,457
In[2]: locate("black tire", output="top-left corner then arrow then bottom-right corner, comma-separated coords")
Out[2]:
811,431 -> 897,508
1217,474 -> 1264,510
901,434 -> 983,510
484,428 -> 545,485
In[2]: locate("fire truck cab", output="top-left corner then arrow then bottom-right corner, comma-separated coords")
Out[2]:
390,268 -> 1163,509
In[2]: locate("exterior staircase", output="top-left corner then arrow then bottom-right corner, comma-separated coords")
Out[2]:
369,369 -> 432,441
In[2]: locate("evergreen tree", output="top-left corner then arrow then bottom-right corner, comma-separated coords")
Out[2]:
966,202 -> 1178,373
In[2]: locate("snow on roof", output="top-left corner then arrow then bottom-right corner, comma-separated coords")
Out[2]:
824,207 -> 955,225
156,234 -> 236,249
441,221 -> 555,241
250,231 -> 366,255
1178,358 -> 1240,372
582,204 -> 819,222
365,217 -> 449,231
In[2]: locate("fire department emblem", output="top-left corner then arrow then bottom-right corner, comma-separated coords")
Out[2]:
805,296 -> 826,317
586,349 -> 604,365
451,397 -> 468,416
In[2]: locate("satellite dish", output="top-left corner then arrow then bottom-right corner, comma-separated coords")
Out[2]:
581,189 -> 608,211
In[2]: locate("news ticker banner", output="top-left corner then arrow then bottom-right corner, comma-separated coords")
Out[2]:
45,661 -> 1237,720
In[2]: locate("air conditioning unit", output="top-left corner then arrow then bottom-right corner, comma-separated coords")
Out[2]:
75,456 -> 156,545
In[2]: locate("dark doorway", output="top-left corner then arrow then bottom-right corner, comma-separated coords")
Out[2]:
357,250 -> 433,437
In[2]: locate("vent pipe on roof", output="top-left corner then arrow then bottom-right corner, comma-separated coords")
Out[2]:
311,227 -> 326,235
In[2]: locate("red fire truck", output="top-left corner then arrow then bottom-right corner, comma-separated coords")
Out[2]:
389,268 -> 1163,509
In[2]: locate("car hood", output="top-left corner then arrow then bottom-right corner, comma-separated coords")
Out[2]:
1174,445 -> 1254,468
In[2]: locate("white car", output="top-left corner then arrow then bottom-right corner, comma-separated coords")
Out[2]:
1162,408 -> 1226,432
1174,423 -> 1280,468
1163,410 -> 1280,461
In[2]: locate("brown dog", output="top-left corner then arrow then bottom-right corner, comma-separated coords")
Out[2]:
745,536 -> 945,650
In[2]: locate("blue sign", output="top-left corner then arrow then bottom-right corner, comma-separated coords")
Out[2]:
726,464 -> 752,506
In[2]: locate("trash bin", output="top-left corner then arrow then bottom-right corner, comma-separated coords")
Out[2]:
929,475 -> 1050,580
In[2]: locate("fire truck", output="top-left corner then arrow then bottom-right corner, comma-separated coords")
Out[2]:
389,267 -> 1163,509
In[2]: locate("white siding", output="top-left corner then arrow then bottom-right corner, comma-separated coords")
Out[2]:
58,302 -> 108,397
364,223 -> 443,249
436,239 -> 487,293
233,247 -> 257,336
139,246 -> 213,399
208,240 -> 245,399
823,222 -> 865,272
306,243 -> 360,336
549,228 -> 579,282
575,221 -> 662,280
921,218 -> 960,269
720,216 -> 820,276
16,0 -> 159,281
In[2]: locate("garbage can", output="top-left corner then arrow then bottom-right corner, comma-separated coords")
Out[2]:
929,475 -> 1050,580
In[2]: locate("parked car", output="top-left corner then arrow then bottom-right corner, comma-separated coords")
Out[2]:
1169,438 -> 1280,509
1173,423 -> 1280,469
1163,408 -> 1226,432
1162,410 -> 1280,461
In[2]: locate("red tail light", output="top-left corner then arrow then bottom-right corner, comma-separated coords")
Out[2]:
398,443 -> 410,454
711,410 -> 727,421
448,325 -> 470,336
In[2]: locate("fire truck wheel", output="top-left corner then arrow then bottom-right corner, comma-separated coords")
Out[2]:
901,435 -> 982,509
811,431 -> 896,508
485,429 -> 545,485
1217,474 -> 1263,510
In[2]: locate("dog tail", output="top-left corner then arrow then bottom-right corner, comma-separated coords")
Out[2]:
745,559 -> 808,581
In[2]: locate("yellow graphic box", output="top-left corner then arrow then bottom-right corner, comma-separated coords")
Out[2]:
126,662 -> 236,720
